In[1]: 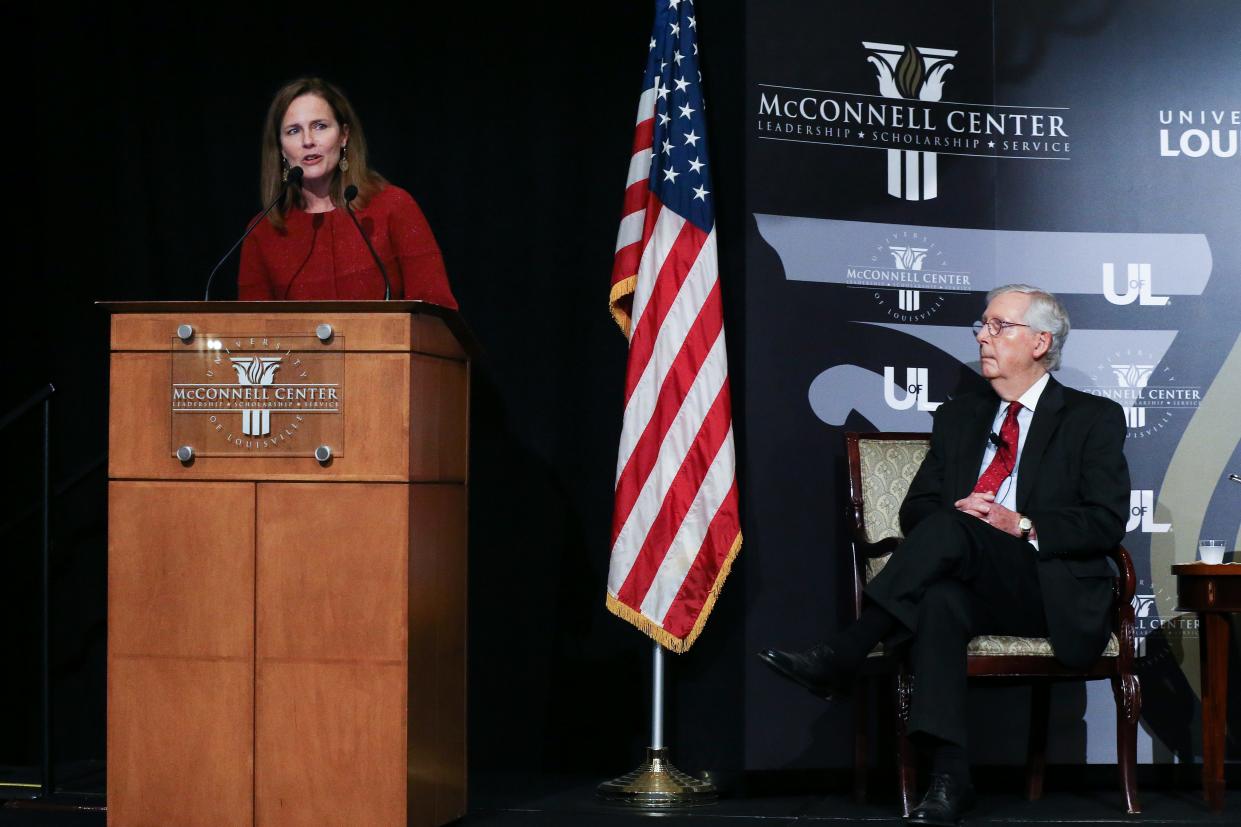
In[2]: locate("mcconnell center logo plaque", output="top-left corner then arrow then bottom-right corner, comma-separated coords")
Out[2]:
170,334 -> 345,457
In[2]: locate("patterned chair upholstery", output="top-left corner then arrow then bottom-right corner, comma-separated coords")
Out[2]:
854,437 -> 1122,659
845,432 -> 1140,816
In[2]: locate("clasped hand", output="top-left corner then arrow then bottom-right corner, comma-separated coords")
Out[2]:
954,491 -> 1021,536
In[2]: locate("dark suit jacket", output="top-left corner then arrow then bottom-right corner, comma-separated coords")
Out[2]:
899,374 -> 1130,668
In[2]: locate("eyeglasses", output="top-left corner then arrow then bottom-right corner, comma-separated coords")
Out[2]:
972,319 -> 1030,337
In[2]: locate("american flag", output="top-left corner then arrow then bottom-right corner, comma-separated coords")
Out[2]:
606,0 -> 742,653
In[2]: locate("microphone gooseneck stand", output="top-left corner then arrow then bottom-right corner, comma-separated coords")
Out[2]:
343,184 -> 392,300
202,166 -> 304,301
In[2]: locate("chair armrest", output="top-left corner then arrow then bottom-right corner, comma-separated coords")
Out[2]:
1106,544 -> 1137,605
844,497 -> 901,557
1106,544 -> 1137,670
859,537 -> 900,559
847,495 -> 868,544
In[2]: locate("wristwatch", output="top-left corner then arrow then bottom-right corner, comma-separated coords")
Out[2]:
1018,515 -> 1034,540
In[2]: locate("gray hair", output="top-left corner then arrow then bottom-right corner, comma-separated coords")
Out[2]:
985,284 -> 1070,371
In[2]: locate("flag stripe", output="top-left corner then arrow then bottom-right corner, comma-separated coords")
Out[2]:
610,204 -> 666,334
631,118 -> 655,154
614,209 -> 647,253
608,328 -> 728,594
616,377 -> 735,608
635,85 -> 657,126
613,233 -> 718,496
627,149 -> 653,189
613,227 -> 714,480
659,479 -> 741,639
641,426 -> 737,624
621,177 -> 649,217
623,222 -> 711,406
627,206 -> 688,339
613,227 -> 719,489
611,276 -> 723,544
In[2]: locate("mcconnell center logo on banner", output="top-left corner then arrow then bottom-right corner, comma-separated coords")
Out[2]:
849,228 -> 970,321
1089,348 -> 1202,438
1130,578 -> 1197,658
754,43 -> 1072,201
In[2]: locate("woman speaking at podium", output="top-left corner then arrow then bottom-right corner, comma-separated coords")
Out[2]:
237,77 -> 457,307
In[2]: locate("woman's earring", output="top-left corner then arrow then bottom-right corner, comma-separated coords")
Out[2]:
281,156 -> 289,183
339,144 -> 349,173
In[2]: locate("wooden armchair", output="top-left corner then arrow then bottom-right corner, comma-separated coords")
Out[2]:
844,431 -> 1140,816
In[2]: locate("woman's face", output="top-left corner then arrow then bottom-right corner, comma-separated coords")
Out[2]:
280,93 -> 349,184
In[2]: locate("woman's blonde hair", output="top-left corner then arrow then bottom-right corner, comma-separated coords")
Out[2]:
259,77 -> 385,230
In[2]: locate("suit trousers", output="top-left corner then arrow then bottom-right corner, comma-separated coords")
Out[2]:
864,508 -> 1049,748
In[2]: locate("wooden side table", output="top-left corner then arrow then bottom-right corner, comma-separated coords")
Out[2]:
1173,562 -> 1241,812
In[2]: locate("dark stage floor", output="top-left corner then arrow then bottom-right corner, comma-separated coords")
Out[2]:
3,773 -> 1240,825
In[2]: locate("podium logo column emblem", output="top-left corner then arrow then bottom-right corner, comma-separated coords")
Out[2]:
229,356 -> 282,437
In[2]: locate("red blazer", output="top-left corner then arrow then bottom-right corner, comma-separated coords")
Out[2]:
237,184 -> 457,308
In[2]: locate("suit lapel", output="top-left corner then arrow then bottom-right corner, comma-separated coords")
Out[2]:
954,394 -> 999,500
1017,375 -> 1066,510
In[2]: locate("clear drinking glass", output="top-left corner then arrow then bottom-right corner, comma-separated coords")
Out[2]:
1198,539 -> 1227,565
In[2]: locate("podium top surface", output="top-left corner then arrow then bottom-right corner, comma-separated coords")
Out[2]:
100,300 -> 478,359
98,300 -> 446,315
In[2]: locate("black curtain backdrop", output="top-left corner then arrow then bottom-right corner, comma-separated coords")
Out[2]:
7,2 -> 747,780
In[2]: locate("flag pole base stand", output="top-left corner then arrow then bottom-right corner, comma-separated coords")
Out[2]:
596,747 -> 717,808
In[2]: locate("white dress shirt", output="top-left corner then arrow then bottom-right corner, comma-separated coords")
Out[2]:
976,372 -> 1050,548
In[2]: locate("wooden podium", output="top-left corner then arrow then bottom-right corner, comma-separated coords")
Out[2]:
103,301 -> 469,827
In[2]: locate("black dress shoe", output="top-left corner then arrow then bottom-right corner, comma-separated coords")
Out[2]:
905,773 -> 976,826
756,644 -> 850,699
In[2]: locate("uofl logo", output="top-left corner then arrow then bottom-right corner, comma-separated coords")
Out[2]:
883,367 -> 942,412
1126,489 -> 1171,534
1102,262 -> 1169,306
1159,110 -> 1239,158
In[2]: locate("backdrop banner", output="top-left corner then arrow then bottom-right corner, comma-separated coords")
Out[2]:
744,0 -> 1241,768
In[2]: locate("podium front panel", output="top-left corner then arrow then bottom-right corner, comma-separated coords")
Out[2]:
108,481 -> 256,827
255,481 -> 409,825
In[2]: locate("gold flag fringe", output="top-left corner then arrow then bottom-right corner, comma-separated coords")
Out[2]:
609,275 -> 638,338
605,530 -> 743,654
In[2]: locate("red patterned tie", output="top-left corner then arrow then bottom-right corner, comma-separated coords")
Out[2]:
974,402 -> 1022,495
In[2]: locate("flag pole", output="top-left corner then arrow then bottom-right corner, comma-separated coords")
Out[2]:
596,642 -> 717,808
651,641 -> 664,749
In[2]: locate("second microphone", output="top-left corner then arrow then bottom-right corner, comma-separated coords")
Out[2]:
344,184 -> 392,301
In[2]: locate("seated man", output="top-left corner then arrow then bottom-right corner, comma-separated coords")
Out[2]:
760,284 -> 1130,826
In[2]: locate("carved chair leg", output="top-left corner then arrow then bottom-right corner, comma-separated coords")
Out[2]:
895,669 -> 916,818
853,678 -> 868,803
1025,680 -> 1050,801
1111,673 -> 1142,814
